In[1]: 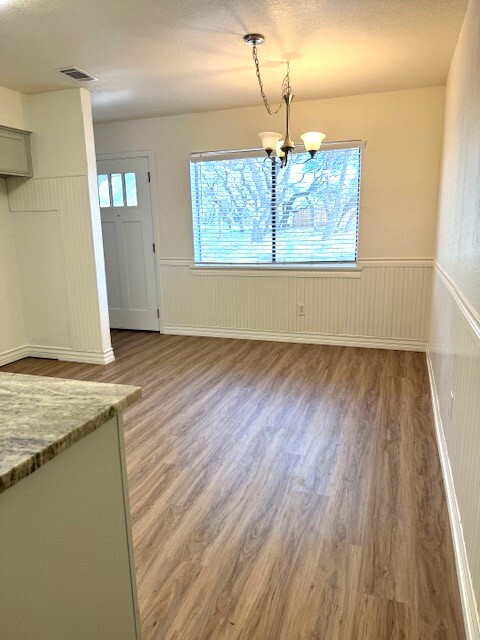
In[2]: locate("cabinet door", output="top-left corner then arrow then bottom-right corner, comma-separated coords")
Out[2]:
0,127 -> 32,176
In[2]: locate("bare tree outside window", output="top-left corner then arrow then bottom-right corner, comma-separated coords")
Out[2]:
191,147 -> 361,264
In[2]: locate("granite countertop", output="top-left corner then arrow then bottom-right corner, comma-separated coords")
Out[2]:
0,372 -> 141,494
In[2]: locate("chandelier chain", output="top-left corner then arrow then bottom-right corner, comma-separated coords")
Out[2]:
252,45 -> 290,117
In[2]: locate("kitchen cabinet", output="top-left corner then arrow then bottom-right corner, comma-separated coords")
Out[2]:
0,125 -> 32,177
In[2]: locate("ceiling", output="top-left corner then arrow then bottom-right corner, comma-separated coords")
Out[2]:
0,0 -> 468,123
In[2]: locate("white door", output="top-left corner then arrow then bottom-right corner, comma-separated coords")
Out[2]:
97,156 -> 159,331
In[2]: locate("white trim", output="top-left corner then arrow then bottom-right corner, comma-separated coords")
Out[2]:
0,345 -> 29,367
145,150 -> 164,332
27,345 -> 115,365
160,259 -> 433,278
163,325 -> 425,351
426,351 -> 480,640
159,256 -> 433,265
189,262 -> 363,278
0,345 -> 115,366
100,347 -> 116,364
435,262 -> 480,340
359,258 -> 434,268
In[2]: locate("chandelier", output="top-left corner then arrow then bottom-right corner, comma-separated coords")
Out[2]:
244,33 -> 325,168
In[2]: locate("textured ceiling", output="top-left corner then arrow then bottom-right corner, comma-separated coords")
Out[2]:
0,0 -> 467,122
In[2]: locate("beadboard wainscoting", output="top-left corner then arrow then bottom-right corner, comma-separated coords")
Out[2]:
5,176 -> 113,365
160,259 -> 432,350
428,264 -> 480,639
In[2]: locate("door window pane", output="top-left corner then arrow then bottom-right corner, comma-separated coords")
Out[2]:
125,172 -> 138,206
97,174 -> 111,207
111,173 -> 124,207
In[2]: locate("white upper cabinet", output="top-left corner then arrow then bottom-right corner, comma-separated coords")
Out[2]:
0,126 -> 32,177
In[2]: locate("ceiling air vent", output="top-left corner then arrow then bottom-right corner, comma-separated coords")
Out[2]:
56,67 -> 99,82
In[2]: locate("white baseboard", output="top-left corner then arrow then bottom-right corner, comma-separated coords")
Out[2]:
0,345 -> 29,367
426,350 -> 480,640
163,325 -> 426,352
98,347 -> 115,364
28,345 -> 115,365
0,344 -> 115,366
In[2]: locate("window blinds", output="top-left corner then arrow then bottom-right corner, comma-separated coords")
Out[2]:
190,142 -> 363,265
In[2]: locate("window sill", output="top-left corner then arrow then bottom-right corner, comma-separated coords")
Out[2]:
189,262 -> 363,278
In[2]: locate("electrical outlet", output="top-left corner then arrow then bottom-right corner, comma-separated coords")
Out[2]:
297,303 -> 306,317
449,390 -> 455,420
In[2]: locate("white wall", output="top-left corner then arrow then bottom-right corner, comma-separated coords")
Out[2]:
95,87 -> 444,260
428,0 -> 480,634
1,87 -> 112,365
0,86 -> 30,131
94,87 -> 444,347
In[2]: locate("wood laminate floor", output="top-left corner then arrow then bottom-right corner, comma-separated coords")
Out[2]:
2,331 -> 465,639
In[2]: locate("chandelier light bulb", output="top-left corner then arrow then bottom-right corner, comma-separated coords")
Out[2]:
300,131 -> 326,158
259,131 -> 282,156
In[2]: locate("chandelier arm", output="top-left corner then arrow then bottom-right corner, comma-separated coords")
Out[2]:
252,45 -> 290,117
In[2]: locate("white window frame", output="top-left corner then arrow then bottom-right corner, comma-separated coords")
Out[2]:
189,140 -> 366,275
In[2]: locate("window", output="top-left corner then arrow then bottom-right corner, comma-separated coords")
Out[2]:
97,172 -> 138,208
190,143 -> 363,265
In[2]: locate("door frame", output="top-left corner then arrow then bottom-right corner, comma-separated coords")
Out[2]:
96,150 -> 163,332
